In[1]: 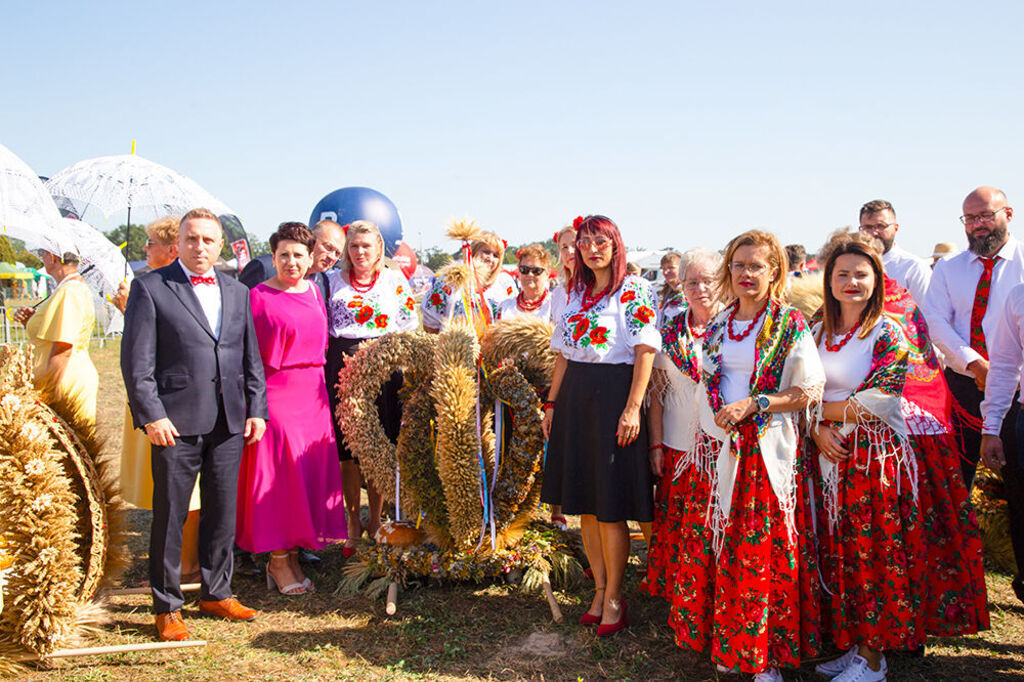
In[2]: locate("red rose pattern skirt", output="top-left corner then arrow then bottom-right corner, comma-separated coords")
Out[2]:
817,425 -> 927,652
645,446 -> 689,600
912,433 -> 990,635
685,424 -> 822,674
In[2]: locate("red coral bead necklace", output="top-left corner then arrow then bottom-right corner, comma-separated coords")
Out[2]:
580,284 -> 611,312
726,300 -> 768,341
825,319 -> 861,352
349,270 -> 379,293
686,308 -> 706,340
517,290 -> 548,312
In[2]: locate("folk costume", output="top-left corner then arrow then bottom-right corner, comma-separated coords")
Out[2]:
812,315 -> 927,653
541,275 -> 661,522
884,277 -> 989,635
326,268 -> 419,461
657,287 -> 686,327
643,308 -> 714,648
421,269 -> 518,331
689,299 -> 824,674
496,289 -> 553,321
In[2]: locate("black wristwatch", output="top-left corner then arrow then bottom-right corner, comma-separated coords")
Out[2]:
754,394 -> 770,413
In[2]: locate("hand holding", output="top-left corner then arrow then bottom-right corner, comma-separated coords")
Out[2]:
714,397 -> 754,431
812,423 -> 850,463
110,281 -> 130,314
980,434 -> 1006,470
968,358 -> 990,391
12,306 -> 33,327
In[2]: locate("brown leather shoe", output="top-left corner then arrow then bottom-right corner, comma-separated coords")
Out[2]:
155,611 -> 190,641
198,597 -> 258,621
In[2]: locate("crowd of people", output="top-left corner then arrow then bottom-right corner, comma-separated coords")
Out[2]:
11,184 -> 1024,682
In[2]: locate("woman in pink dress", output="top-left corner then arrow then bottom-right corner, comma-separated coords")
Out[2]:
236,222 -> 347,595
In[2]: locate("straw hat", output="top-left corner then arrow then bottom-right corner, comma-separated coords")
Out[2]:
931,242 -> 957,260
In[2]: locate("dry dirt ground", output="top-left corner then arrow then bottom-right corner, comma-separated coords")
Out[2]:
19,339 -> 1024,681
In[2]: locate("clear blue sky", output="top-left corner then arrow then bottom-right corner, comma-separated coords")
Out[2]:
3,1 -> 1022,259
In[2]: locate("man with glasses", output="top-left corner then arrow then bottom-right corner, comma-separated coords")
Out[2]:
858,199 -> 931,306
928,186 -> 1024,603
239,219 -> 346,300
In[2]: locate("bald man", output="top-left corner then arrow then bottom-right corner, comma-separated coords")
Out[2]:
928,186 -> 1024,604
239,219 -> 345,300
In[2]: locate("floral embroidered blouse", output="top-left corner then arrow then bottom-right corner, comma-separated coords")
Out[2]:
497,293 -> 553,322
420,270 -> 518,331
550,275 -> 662,365
326,268 -> 419,339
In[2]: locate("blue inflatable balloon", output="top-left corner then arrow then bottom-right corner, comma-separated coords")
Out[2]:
309,187 -> 403,257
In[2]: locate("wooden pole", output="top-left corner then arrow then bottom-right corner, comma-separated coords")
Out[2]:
99,582 -> 201,597
15,639 -> 206,661
385,581 -> 398,615
542,578 -> 563,623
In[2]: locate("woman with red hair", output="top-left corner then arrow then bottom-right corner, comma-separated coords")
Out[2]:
541,215 -> 661,636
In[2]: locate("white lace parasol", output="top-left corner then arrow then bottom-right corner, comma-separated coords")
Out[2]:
0,143 -> 75,256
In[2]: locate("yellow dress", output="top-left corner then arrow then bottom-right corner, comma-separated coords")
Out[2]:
120,404 -> 201,511
25,277 -> 98,429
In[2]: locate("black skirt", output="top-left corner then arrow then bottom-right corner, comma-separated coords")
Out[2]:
540,360 -> 653,523
326,335 -> 403,462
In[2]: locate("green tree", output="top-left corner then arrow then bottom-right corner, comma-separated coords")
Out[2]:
0,236 -> 15,264
14,250 -> 41,269
102,224 -> 147,262
418,246 -> 453,272
248,233 -> 270,258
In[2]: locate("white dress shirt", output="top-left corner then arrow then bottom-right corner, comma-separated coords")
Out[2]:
925,236 -> 1024,375
883,243 -> 931,308
179,260 -> 222,339
981,282 -> 1024,434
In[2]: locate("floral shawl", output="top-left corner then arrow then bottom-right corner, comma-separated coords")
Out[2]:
812,315 -> 917,532
697,298 -> 825,553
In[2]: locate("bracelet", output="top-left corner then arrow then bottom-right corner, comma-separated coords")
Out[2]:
648,444 -> 663,451
542,401 -> 555,411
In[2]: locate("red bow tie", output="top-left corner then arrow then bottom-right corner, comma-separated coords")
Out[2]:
190,275 -> 216,286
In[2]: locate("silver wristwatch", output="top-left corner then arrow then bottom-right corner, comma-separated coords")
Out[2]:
754,394 -> 770,413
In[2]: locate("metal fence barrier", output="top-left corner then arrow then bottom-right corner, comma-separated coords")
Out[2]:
1,304 -> 117,348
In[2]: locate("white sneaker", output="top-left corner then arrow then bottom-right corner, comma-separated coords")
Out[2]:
815,646 -> 857,677
752,668 -> 783,682
716,664 -> 731,674
831,654 -> 887,682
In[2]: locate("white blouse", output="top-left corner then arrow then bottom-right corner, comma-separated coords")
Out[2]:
497,292 -> 553,321
550,275 -> 662,365
817,319 -> 882,402
719,325 -> 758,405
420,270 -> 518,330
326,267 -> 419,339
654,331 -> 703,452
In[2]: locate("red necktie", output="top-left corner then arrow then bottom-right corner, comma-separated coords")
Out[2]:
969,256 -> 998,359
190,275 -> 216,286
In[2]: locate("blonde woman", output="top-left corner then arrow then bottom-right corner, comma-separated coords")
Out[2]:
326,220 -> 418,555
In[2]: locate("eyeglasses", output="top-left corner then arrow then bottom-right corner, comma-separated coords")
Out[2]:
518,264 -> 546,276
145,239 -> 170,248
960,207 -> 1007,225
577,237 -> 612,249
858,222 -> 895,232
683,277 -> 715,290
729,261 -> 768,276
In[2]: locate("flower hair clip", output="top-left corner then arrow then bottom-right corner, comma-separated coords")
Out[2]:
572,216 -> 584,230
501,239 -> 508,250
341,223 -> 351,236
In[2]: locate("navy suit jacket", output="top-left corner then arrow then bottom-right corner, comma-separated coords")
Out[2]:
121,261 -> 268,436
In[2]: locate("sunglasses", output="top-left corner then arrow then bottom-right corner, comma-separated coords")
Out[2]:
518,265 -> 546,276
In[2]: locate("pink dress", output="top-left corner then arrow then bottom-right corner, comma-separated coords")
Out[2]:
236,283 -> 347,552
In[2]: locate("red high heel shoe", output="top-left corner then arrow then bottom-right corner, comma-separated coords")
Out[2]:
596,598 -> 629,637
579,586 -> 605,625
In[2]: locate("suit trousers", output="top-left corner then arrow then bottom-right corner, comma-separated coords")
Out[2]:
150,405 -> 243,613
947,368 -> 1024,574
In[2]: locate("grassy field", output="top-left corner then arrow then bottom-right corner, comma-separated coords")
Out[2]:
23,339 -> 1024,680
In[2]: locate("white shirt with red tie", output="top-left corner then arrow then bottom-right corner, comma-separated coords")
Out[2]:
925,236 -> 1024,376
179,260 -> 222,338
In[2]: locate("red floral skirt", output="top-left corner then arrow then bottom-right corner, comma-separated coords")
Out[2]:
817,426 -> 927,651
706,424 -> 822,673
912,433 -> 990,635
664,442 -> 717,651
645,447 -> 689,600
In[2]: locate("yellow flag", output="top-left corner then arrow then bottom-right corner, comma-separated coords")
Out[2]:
130,140 -> 136,155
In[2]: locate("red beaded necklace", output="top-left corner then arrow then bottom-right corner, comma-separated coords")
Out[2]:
349,270 -> 379,294
726,300 -> 768,341
517,290 -> 548,312
825,319 -> 862,352
580,284 -> 611,312
686,308 -> 706,340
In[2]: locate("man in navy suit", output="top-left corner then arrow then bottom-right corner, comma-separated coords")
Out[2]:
122,208 -> 268,641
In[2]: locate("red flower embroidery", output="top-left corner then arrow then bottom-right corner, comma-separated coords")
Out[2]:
374,313 -> 389,328
405,296 -> 416,310
589,326 -> 608,344
634,306 -> 654,323
620,290 -> 637,303
567,313 -> 585,324
429,292 -> 443,307
442,284 -> 452,295
396,285 -> 404,294
572,319 -> 590,340
355,305 -> 374,324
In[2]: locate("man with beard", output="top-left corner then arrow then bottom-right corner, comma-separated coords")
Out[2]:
929,186 -> 1024,604
858,199 -> 932,306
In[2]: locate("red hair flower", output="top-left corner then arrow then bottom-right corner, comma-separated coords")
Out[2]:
572,216 -> 584,229
501,239 -> 508,249
341,223 -> 351,236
